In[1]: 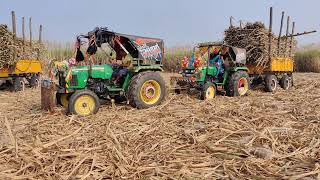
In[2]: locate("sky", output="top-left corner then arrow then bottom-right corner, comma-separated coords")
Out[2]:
0,0 -> 319,47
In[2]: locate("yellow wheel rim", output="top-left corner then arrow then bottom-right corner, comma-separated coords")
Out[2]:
60,94 -> 69,107
74,95 -> 96,116
140,80 -> 161,105
238,77 -> 249,96
205,86 -> 215,99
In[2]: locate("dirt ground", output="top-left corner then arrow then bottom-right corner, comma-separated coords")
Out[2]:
0,73 -> 319,179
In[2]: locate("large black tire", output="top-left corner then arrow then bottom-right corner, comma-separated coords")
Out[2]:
264,74 -> 278,93
68,90 -> 100,116
226,71 -> 250,97
128,72 -> 166,109
279,74 -> 290,90
200,82 -> 216,100
56,93 -> 71,107
29,74 -> 40,88
12,77 -> 24,92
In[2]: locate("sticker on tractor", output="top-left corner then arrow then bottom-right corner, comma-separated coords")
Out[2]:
136,43 -> 162,61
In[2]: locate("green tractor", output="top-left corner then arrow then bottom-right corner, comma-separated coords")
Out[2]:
171,42 -> 250,99
48,27 -> 166,116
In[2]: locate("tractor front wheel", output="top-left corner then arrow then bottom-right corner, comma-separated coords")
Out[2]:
128,72 -> 166,109
226,71 -> 249,96
201,82 -> 216,100
68,90 -> 100,116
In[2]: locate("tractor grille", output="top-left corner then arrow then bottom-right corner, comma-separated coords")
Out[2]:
70,75 -> 78,86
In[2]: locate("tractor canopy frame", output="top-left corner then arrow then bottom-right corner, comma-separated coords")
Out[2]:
77,27 -> 165,66
196,42 -> 247,65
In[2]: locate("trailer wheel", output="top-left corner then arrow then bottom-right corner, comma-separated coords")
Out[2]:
280,74 -> 290,90
200,82 -> 216,100
29,74 -> 40,88
68,90 -> 100,116
226,71 -> 249,96
12,77 -> 24,92
128,72 -> 166,109
264,74 -> 278,93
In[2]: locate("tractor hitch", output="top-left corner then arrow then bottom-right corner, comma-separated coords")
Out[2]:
170,76 -> 200,95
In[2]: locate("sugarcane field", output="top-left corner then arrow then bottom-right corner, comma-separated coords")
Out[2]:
1,1 -> 320,179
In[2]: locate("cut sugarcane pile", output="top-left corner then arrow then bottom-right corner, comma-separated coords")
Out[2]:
0,24 -> 44,68
224,22 -> 296,67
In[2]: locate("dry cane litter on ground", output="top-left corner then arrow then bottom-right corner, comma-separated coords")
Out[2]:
0,73 -> 319,179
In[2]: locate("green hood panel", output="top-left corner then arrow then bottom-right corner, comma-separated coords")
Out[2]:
71,64 -> 113,79
68,64 -> 113,89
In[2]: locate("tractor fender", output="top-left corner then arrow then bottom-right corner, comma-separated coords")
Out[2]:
229,67 -> 249,72
133,66 -> 164,73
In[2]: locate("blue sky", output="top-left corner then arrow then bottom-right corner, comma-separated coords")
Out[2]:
1,0 -> 319,47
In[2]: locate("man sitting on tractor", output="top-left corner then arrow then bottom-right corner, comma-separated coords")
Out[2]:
209,47 -> 224,78
111,52 -> 133,86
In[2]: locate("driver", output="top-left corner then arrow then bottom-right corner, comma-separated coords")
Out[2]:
209,47 -> 224,78
112,53 -> 132,85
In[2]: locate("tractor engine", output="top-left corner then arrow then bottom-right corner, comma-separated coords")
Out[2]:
87,78 -> 111,95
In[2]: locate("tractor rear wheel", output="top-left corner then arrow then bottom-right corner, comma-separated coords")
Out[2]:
68,90 -> 100,116
264,74 -> 278,93
56,93 -> 70,107
280,74 -> 290,90
201,82 -> 216,100
226,71 -> 249,96
128,72 -> 166,109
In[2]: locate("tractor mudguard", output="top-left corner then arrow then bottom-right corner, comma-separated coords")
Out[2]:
207,66 -> 218,77
133,65 -> 163,73
229,67 -> 249,72
195,67 -> 207,82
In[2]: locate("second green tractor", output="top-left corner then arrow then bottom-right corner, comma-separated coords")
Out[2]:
171,42 -> 250,99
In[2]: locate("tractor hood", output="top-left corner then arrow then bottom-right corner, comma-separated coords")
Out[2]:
63,64 -> 114,89
70,64 -> 113,80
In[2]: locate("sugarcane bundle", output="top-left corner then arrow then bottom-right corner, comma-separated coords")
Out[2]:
0,24 -> 45,68
0,24 -> 15,68
224,22 -> 295,68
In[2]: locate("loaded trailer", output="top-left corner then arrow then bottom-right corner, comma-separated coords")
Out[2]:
0,11 -> 43,91
248,57 -> 294,92
0,60 -> 42,91
225,7 -> 315,93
